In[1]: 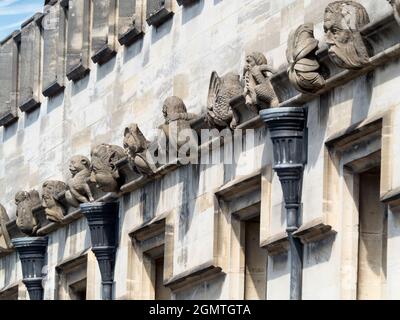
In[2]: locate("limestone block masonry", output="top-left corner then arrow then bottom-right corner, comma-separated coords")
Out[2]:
0,0 -> 400,300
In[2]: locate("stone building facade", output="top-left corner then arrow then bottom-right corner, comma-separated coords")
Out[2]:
0,0 -> 399,300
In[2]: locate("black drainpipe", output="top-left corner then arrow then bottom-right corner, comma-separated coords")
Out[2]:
260,106 -> 307,300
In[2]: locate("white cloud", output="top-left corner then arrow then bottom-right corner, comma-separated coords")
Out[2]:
0,19 -> 23,31
0,0 -> 19,9
0,3 -> 42,16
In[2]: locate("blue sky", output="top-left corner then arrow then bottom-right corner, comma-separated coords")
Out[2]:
0,0 -> 43,40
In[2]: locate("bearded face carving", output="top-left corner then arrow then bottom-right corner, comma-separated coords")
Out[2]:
324,1 -> 370,70
90,144 -> 126,193
42,181 -> 68,223
15,190 -> 41,236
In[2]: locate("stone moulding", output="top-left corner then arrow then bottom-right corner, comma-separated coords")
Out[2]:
17,13 -> 43,113
117,0 -> 144,46
66,0 -> 91,81
41,0 -> 67,98
0,31 -> 19,127
177,0 -> 199,6
146,0 -> 174,27
12,236 -> 48,300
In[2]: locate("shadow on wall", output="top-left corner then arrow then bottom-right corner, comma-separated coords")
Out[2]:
97,56 -> 117,82
24,106 -> 41,128
303,233 -> 336,270
181,0 -> 205,25
71,74 -> 90,97
47,91 -> 65,115
2,121 -> 18,143
267,252 -> 289,281
151,18 -> 174,45
123,37 -> 144,65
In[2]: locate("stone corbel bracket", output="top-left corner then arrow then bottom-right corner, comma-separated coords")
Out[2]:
177,0 -> 199,6
262,218 -> 337,256
146,0 -> 174,28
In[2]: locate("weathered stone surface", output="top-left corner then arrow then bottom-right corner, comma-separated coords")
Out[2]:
118,0 -> 144,46
0,204 -> 12,251
90,144 -> 126,193
0,33 -> 19,127
18,14 -> 42,112
160,96 -> 197,157
42,180 -> 68,223
206,72 -> 242,130
15,190 -> 41,236
123,124 -> 156,176
66,0 -> 90,81
287,23 -> 325,94
91,0 -> 117,65
388,0 -> 400,25
65,155 -> 95,207
243,52 -> 279,113
42,1 -> 66,97
146,0 -> 173,27
324,1 -> 370,70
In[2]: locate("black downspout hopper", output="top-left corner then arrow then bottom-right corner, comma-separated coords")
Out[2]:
260,106 -> 307,300
12,236 -> 48,300
80,202 -> 119,300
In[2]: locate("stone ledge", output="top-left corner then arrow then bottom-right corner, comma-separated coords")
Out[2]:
42,81 -> 65,98
118,27 -> 144,47
91,45 -> 117,65
293,218 -> 337,244
164,261 -> 223,291
18,97 -> 41,113
177,0 -> 199,6
261,232 -> 289,256
66,63 -> 90,82
0,111 -> 18,127
261,218 -> 336,256
146,8 -> 174,28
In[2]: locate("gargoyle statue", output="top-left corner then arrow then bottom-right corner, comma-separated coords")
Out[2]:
206,71 -> 243,130
90,143 -> 126,193
243,52 -> 279,112
15,190 -> 41,236
324,1 -> 370,70
161,96 -> 198,158
287,23 -> 326,94
42,181 -> 68,223
123,124 -> 157,176
0,204 -> 11,250
65,155 -> 95,207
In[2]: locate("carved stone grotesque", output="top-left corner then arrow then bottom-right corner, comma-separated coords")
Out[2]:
42,181 -> 68,223
123,124 -> 157,176
161,96 -> 197,153
65,155 -> 95,207
243,52 -> 279,113
287,24 -> 326,94
90,144 -> 126,193
324,1 -> 370,70
388,0 -> 400,25
206,72 -> 243,129
0,204 -> 11,250
15,190 -> 41,236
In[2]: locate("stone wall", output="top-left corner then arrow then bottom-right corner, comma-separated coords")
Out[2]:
0,0 -> 400,300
